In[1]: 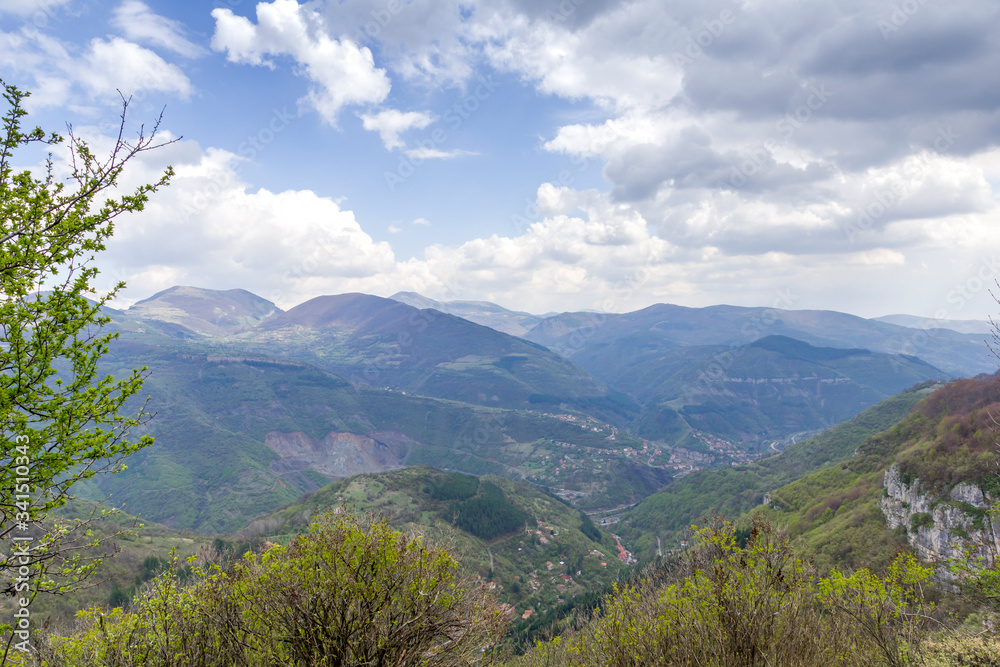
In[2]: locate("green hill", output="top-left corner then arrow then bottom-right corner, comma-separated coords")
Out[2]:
525,302 -> 992,378
115,288 -> 635,420
241,466 -> 632,638
596,334 -> 947,448
126,285 -> 281,335
756,372 -> 1000,573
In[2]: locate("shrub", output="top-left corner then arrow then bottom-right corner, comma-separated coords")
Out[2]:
921,633 -> 1000,667
578,512 -> 602,543
38,514 -> 508,666
426,471 -> 481,501
513,516 -> 934,667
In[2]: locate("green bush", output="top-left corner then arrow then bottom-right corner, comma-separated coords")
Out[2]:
425,471 -> 481,500
578,512 -> 602,543
911,512 -> 934,531
37,514 -> 508,666
513,517 -> 935,667
922,633 -> 1000,667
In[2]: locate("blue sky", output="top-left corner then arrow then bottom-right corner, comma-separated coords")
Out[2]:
3,0 -> 1000,321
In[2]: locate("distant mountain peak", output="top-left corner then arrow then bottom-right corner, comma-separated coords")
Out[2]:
258,293 -> 412,331
388,291 -> 543,337
126,285 -> 281,336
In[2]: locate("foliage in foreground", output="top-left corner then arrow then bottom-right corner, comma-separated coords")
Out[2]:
26,514 -> 508,666
513,516 -> 985,667
13,512 -> 1000,667
0,80 -> 172,659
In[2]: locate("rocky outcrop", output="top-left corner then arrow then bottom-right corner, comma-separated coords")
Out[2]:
264,430 -> 415,480
880,463 -> 998,572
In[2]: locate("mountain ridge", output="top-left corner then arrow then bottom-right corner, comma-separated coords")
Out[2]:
388,291 -> 544,336
125,285 -> 282,336
525,303 -> 989,380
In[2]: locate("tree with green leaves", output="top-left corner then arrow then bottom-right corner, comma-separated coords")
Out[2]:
0,80 -> 173,657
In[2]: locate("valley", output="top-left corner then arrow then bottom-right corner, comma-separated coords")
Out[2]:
55,285 -> 997,649
89,286 -> 988,536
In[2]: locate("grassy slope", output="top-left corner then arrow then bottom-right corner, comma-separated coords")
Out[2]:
758,374 -> 1000,573
242,467 -> 630,630
618,381 -> 943,559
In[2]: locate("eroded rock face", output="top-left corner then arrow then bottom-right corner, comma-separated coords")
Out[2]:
879,463 -> 998,574
263,430 -> 415,479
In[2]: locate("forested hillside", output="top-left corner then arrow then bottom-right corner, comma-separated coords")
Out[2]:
618,381 -> 943,559
241,466 -> 630,643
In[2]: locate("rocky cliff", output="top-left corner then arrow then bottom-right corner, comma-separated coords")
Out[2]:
880,463 -> 998,577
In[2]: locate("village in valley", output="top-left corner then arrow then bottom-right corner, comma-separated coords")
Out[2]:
525,412 -> 763,493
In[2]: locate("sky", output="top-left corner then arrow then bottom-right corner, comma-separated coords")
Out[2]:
2,0 -> 1000,320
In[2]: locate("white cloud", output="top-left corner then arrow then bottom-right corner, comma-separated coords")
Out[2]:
93,137 -> 395,308
0,28 -> 192,108
412,217 -> 430,226
483,5 -> 683,112
310,0 -> 1000,310
111,1 -> 206,58
359,108 -> 435,150
384,172 -> 1000,317
318,0 -> 475,86
404,147 -> 477,160
0,0 -> 68,17
50,0 -> 1000,320
211,0 -> 391,124
88,130 -> 1000,319
76,37 -> 194,100
389,185 -> 678,313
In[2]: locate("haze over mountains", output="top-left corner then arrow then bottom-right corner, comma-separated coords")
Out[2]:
93,285 -> 992,533
389,291 -> 547,337
873,314 -> 994,335
385,293 -> 993,370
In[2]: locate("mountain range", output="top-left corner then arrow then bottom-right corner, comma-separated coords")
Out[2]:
522,302 -> 991,379
87,285 -> 991,535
